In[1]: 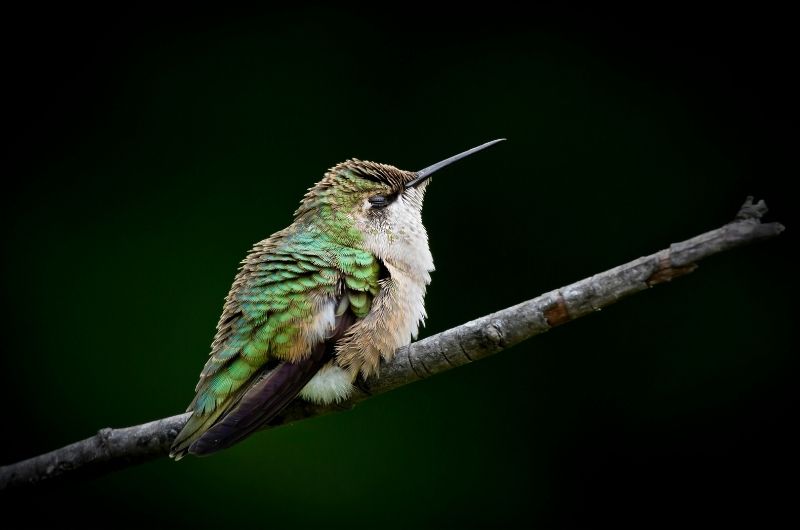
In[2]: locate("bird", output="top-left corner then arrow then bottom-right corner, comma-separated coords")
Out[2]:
169,139 -> 505,459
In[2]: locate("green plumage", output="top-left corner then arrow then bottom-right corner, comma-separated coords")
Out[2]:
170,223 -> 381,458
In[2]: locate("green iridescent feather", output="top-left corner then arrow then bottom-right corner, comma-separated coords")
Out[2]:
170,227 -> 380,456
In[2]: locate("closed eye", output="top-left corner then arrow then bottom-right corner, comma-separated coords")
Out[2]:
368,193 -> 398,209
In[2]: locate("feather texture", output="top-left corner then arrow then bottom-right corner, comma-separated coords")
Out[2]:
170,157 -> 434,459
169,226 -> 379,459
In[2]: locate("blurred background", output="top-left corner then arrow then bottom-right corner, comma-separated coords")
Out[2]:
2,4 -> 795,527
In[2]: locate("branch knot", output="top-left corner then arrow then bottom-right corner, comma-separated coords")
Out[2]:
484,321 -> 506,349
736,195 -> 768,221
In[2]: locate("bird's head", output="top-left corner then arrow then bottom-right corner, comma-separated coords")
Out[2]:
294,140 -> 504,270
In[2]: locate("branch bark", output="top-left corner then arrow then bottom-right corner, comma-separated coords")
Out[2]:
0,197 -> 784,491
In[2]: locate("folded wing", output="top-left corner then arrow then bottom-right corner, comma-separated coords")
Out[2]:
169,231 -> 380,459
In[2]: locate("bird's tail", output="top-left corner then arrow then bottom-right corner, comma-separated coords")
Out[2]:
169,346 -> 330,459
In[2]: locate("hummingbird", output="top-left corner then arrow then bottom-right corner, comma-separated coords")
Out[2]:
169,139 -> 505,459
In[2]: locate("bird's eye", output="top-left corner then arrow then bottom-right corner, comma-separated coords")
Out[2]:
368,195 -> 389,208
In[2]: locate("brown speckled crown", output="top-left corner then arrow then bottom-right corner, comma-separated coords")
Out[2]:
330,159 -> 415,189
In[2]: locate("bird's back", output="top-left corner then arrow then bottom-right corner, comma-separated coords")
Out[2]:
170,226 -> 381,458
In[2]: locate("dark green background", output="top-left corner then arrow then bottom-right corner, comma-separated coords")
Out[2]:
2,6 -> 795,527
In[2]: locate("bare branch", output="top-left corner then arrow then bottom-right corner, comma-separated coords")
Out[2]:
0,197 -> 784,491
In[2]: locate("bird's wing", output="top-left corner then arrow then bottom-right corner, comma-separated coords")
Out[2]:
169,231 -> 381,458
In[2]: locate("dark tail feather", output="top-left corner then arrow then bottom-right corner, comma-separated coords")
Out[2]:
186,307 -> 356,457
188,345 -> 329,456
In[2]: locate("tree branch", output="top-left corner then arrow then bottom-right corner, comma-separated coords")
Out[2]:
0,197 -> 784,491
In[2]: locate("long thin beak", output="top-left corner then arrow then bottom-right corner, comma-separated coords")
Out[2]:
405,138 -> 506,189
